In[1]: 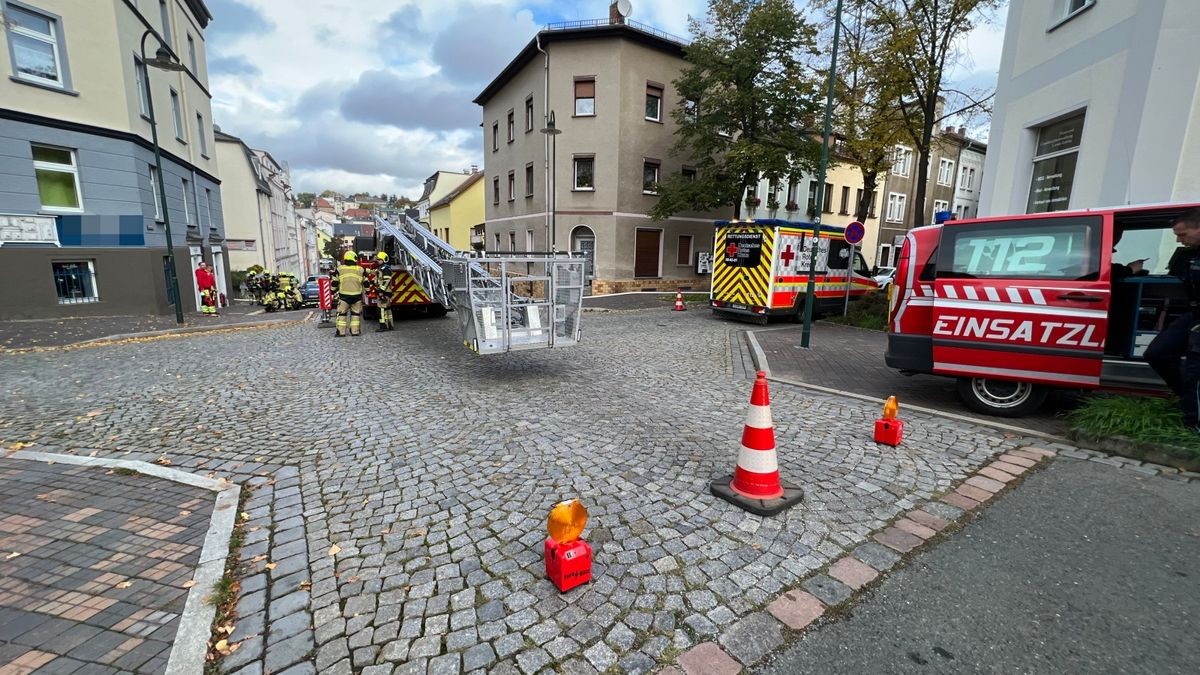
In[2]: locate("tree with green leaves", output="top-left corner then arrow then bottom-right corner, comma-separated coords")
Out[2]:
854,0 -> 1002,225
651,0 -> 823,221
296,192 -> 316,209
321,237 -> 341,260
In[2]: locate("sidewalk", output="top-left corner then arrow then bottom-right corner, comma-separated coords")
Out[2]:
0,456 -> 217,673
0,302 -> 310,351
750,321 -> 1074,436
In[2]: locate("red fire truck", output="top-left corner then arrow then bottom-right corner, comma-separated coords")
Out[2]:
885,202 -> 1200,416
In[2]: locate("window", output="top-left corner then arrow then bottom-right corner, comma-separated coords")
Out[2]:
1058,0 -> 1095,22
937,158 -> 955,186
806,181 -> 818,214
940,216 -> 1100,280
574,78 -> 595,116
683,99 -> 697,124
525,96 -> 534,132
31,144 -> 82,211
525,230 -> 534,252
967,168 -> 976,189
186,34 -> 197,73
492,177 -> 500,204
508,232 -> 516,252
492,122 -> 499,151
525,163 -> 534,197
573,156 -> 594,190
507,109 -> 514,142
170,88 -> 185,141
507,171 -> 515,201
868,191 -> 877,218
682,166 -> 696,182
645,83 -> 663,121
959,166 -> 970,190
822,182 -> 833,213
181,178 -> 192,224
6,4 -> 68,88
204,188 -> 214,228
493,232 -> 500,251
134,56 -> 150,117
52,261 -> 98,304
149,165 -> 162,219
787,181 -> 799,208
933,199 -> 949,215
854,188 -> 863,217
1027,112 -> 1085,214
159,0 -> 172,46
886,192 -> 907,223
839,186 -> 850,214
891,146 -> 912,176
642,161 -> 660,194
677,235 -> 693,266
196,113 -> 208,156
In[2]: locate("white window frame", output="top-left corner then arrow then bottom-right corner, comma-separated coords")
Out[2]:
933,199 -> 949,215
204,188 -> 214,228
878,244 -> 893,267
524,96 -> 534,132
149,164 -> 162,220
51,260 -> 99,304
5,2 -> 70,90
891,146 -> 912,177
959,165 -> 970,190
968,167 -> 976,190
937,158 -> 955,186
196,112 -> 208,156
508,231 -> 516,252
645,84 -> 663,122
642,161 -> 660,194
170,88 -> 185,141
573,156 -> 595,191
507,171 -> 515,202
186,33 -> 197,73
886,192 -> 906,223
493,232 -> 500,251
31,144 -> 83,213
159,0 -> 172,46
133,55 -> 150,117
525,229 -> 534,252
181,177 -> 191,224
507,109 -> 515,143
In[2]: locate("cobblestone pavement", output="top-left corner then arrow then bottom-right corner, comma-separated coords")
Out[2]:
0,309 -> 1053,674
0,458 -> 215,673
752,322 -> 1077,436
0,302 -> 309,351
583,293 -> 692,311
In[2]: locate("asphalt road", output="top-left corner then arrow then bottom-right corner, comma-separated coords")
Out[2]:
757,459 -> 1200,674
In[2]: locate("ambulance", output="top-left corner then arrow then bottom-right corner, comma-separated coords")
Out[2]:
710,219 -> 880,323
885,202 -> 1200,417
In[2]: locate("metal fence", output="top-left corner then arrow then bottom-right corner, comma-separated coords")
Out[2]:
52,261 -> 99,304
543,18 -> 689,45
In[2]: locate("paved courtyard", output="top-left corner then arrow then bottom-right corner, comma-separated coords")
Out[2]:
0,308 -> 1052,673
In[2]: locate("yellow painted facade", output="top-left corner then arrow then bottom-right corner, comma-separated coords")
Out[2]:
429,173 -> 484,251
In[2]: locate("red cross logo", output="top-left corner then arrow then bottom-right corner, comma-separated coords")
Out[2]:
781,244 -> 796,266
726,243 -> 739,257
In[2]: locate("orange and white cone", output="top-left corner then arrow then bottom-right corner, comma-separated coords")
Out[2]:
673,291 -> 686,311
710,371 -> 804,516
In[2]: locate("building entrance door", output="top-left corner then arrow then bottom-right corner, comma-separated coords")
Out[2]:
634,229 -> 661,278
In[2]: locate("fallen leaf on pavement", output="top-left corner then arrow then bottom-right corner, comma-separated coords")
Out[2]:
5,551 -> 19,560
328,544 -> 342,556
155,455 -> 172,466
299,580 -> 312,590
117,581 -> 132,589
214,639 -> 230,655
182,580 -> 196,589
264,562 -> 277,571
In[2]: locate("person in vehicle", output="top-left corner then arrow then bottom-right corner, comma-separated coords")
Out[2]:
1143,208 -> 1200,432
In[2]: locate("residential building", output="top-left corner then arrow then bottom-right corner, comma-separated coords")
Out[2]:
214,128 -> 270,272
428,170 -> 484,251
313,197 -> 335,215
417,170 -> 471,226
253,149 -> 300,276
0,0 -> 223,319
947,128 -> 985,220
474,8 -> 728,292
980,0 -> 1200,215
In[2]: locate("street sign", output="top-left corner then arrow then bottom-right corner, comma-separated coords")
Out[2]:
844,221 -> 865,245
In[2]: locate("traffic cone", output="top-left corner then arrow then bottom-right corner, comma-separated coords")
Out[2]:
709,371 -> 804,516
673,290 -> 686,311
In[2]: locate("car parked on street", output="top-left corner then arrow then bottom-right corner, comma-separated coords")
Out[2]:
299,279 -> 320,305
873,266 -> 897,290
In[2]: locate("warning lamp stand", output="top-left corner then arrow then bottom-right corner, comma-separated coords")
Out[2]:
873,395 -> 904,446
544,499 -> 593,593
317,275 -> 334,328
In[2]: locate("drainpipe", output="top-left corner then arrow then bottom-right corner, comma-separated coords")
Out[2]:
536,34 -> 550,250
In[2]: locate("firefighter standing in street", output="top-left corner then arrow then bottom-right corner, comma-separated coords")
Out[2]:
335,251 -> 364,337
374,251 -> 394,332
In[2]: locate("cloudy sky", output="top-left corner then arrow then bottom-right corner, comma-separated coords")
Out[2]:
205,0 -> 1008,199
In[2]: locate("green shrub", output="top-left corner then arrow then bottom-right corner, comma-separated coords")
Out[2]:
822,290 -> 889,331
1066,395 -> 1200,457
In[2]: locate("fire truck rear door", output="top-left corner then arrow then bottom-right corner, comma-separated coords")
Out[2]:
930,214 -> 1108,387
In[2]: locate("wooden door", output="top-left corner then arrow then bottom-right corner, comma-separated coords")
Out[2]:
634,229 -> 661,278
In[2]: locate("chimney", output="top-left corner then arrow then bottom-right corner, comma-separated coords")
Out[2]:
470,164 -> 478,174
958,126 -> 966,136
610,1 -> 625,25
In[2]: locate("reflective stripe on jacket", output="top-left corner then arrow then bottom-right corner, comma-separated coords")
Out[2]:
338,264 -> 364,295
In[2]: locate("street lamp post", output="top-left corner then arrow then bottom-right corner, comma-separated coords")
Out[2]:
801,0 -> 845,348
540,110 -> 562,253
140,30 -> 187,324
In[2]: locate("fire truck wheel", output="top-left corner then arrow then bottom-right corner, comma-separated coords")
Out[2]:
955,377 -> 1048,418
427,304 -> 447,318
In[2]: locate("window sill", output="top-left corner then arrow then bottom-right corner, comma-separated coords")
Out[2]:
176,138 -> 188,145
508,140 -> 514,144
644,117 -> 663,124
525,194 -> 534,199
642,191 -> 659,196
572,188 -> 595,192
201,154 -> 210,160
41,207 -> 84,214
10,76 -> 78,96
1048,1 -> 1095,33
573,113 -> 595,119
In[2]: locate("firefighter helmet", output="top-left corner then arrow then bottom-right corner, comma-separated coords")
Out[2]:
376,252 -> 389,263
343,251 -> 357,263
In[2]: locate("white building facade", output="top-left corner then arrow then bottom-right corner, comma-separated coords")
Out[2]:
253,149 -> 300,276
952,140 -> 985,220
980,0 -> 1200,216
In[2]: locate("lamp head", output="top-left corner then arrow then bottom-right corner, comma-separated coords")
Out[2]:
146,46 -> 186,71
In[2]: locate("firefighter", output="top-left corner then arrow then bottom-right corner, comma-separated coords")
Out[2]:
335,250 -> 364,337
374,251 -> 394,331
1145,207 -> 1200,432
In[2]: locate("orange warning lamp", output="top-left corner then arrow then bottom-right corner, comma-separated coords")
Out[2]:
874,395 -> 904,446
544,499 -> 593,592
547,499 -> 588,544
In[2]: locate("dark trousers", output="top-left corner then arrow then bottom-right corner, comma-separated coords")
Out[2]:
1144,313 -> 1200,426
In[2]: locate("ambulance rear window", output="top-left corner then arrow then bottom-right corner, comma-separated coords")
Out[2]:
937,215 -> 1100,280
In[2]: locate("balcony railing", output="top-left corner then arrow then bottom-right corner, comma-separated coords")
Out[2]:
543,18 -> 689,46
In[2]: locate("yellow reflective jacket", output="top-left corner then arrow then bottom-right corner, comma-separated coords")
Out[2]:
337,264 -> 364,296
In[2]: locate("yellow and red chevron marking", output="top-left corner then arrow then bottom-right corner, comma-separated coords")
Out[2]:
390,271 -> 432,305
712,227 -> 775,307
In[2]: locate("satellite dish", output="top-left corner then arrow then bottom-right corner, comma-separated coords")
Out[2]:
616,0 -> 632,18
